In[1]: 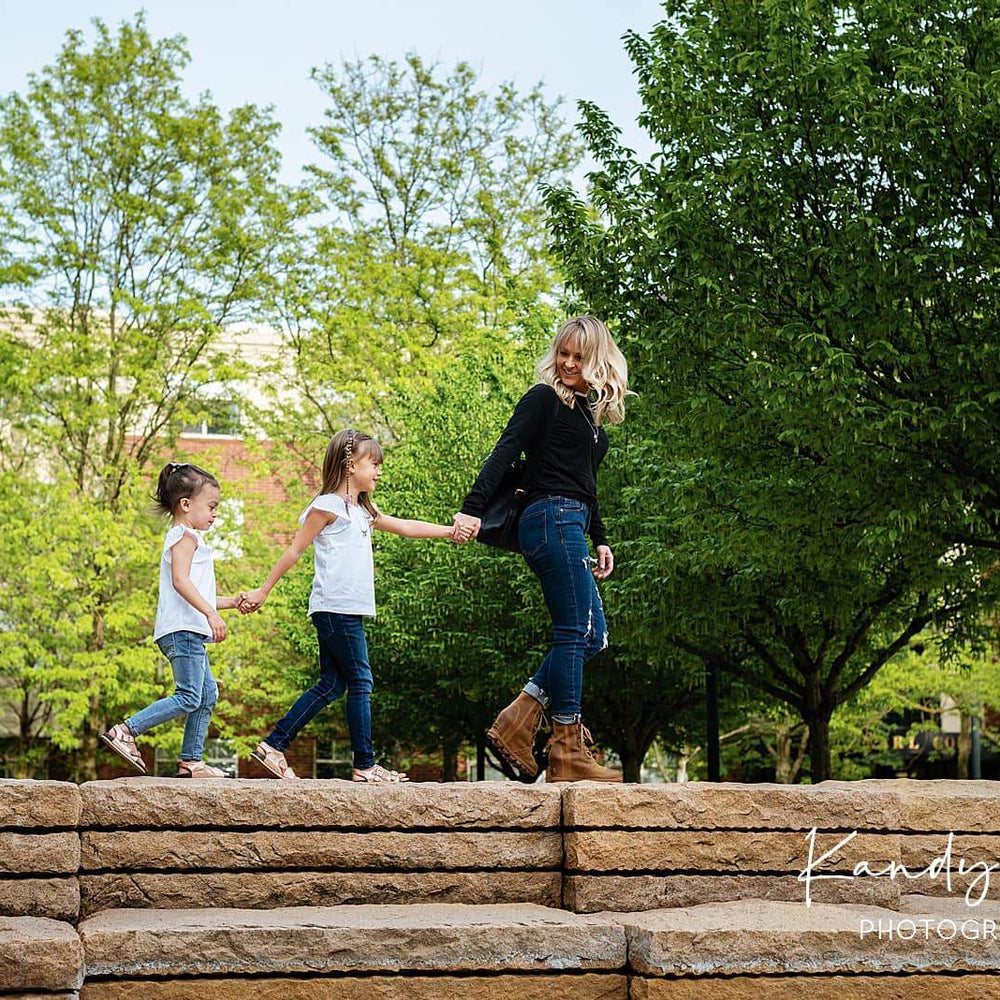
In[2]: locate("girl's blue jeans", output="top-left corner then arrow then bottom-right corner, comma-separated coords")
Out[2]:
267,612 -> 375,770
518,496 -> 609,721
126,630 -> 218,761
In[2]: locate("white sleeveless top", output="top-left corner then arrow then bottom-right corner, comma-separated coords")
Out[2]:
302,493 -> 376,617
153,526 -> 217,642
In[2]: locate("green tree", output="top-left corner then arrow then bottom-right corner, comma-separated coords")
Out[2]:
543,0 -> 1000,780
0,14 -> 302,778
257,54 -> 581,453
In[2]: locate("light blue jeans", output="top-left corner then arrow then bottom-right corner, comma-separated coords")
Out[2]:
126,631 -> 218,761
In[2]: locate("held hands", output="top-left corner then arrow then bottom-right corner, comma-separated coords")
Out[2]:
236,587 -> 267,615
451,513 -> 480,545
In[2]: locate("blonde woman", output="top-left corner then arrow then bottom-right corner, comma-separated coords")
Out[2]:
453,316 -> 631,782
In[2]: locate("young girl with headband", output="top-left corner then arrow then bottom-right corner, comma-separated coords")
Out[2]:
101,462 -> 243,778
239,429 -> 471,782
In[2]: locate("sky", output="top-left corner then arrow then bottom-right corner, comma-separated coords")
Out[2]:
0,0 -> 662,185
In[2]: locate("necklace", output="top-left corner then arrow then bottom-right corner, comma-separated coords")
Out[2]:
578,397 -> 599,443
334,492 -> 370,535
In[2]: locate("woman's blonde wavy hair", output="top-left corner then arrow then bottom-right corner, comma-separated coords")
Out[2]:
536,316 -> 632,425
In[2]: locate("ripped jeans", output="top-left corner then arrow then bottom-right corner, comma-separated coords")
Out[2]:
518,496 -> 609,722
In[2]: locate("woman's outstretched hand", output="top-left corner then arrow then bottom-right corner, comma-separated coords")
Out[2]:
451,512 -> 481,544
594,545 -> 614,580
237,588 -> 266,614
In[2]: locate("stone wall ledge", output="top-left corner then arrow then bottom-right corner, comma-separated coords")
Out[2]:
624,897 -> 1000,977
79,829 -> 562,871
76,903 -> 627,978
77,871 -> 562,916
78,779 -> 562,830
563,782 -> 903,831
78,973 -> 627,1000
0,916 -> 84,992
0,780 -> 81,830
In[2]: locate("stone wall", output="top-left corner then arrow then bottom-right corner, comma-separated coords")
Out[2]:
3,778 -> 1000,998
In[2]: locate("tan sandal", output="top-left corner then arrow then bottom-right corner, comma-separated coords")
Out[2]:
177,760 -> 227,778
352,763 -> 409,783
251,740 -> 298,779
99,723 -> 147,774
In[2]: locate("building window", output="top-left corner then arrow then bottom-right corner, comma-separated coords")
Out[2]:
154,739 -> 238,777
180,396 -> 242,437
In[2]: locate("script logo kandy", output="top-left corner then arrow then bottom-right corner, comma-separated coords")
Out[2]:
797,828 -> 999,907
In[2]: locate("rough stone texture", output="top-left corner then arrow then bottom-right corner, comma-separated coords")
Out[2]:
564,831 -> 897,872
0,780 -> 81,830
899,893 -> 1000,918
0,832 -> 81,874
77,904 -> 627,977
80,779 -> 561,830
564,873 -> 899,913
0,876 -> 80,920
895,867 -> 1000,903
631,974 -> 1000,999
562,782 -> 900,831
0,994 -> 79,1000
79,871 -> 562,916
80,830 -> 562,871
0,916 -> 84,991
829,779 -> 1000,833
81,974 -> 627,1000
902,833 -> 1000,865
624,898 -> 1000,977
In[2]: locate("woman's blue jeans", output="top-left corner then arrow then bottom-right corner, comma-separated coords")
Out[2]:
518,496 -> 609,721
267,612 -> 375,770
126,631 -> 218,761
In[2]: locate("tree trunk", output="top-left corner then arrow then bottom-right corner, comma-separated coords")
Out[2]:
774,727 -> 794,784
441,742 -> 459,782
476,735 -> 487,781
676,752 -> 690,783
77,692 -> 101,783
957,711 -> 972,780
621,754 -> 643,783
78,606 -> 106,783
807,714 -> 832,782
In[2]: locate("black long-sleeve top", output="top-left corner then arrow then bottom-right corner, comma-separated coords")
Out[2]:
460,383 -> 610,548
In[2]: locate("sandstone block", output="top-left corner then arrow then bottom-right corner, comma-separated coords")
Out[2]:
79,870 -> 561,916
564,830 -> 897,872
0,832 -> 80,874
81,973 -> 627,1000
631,973 -> 1000,999
80,779 -> 561,830
0,916 -> 83,991
78,904 -> 626,977
829,779 -> 1000,833
564,873 -> 899,913
562,782 -> 899,831
624,898 -> 1000,977
80,829 -> 561,871
0,780 -> 81,830
0,877 -> 80,920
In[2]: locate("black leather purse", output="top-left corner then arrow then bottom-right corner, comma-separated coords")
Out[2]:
477,457 -> 528,552
477,392 -> 563,553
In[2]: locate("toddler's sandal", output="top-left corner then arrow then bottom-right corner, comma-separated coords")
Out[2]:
176,761 -> 226,778
352,763 -> 409,783
99,724 -> 147,774
251,741 -> 298,779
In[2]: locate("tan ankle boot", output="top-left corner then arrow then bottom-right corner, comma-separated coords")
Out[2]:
486,692 -> 546,778
546,720 -> 622,782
